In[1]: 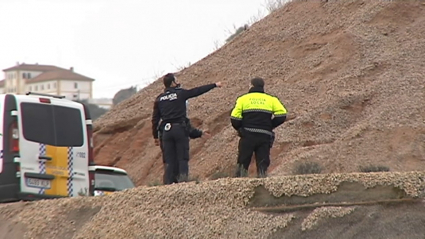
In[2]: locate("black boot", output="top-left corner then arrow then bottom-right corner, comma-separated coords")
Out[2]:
234,164 -> 248,177
257,167 -> 268,178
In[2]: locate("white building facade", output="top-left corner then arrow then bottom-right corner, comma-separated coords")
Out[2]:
0,63 -> 94,101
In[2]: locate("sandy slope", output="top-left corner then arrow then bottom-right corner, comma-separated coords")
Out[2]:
93,0 -> 425,186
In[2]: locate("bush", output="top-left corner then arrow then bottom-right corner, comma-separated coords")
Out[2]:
292,161 -> 322,175
358,165 -> 390,173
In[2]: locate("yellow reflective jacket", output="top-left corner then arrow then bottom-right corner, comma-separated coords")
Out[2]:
230,87 -> 287,134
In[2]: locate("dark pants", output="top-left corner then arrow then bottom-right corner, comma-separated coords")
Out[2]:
235,131 -> 271,178
159,133 -> 190,184
180,141 -> 190,179
161,123 -> 189,184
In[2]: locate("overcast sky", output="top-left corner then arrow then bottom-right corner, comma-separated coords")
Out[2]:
0,0 -> 272,98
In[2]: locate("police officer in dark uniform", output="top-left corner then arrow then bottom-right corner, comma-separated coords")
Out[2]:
157,117 -> 210,184
230,77 -> 287,178
152,73 -> 222,184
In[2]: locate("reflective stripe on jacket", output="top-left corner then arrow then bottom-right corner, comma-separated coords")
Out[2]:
230,87 -> 287,134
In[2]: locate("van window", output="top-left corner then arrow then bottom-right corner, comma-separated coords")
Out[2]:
20,102 -> 84,147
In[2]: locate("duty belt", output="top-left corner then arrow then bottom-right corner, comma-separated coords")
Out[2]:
244,127 -> 274,136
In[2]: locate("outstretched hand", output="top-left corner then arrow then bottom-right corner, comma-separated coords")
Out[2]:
215,82 -> 223,87
202,131 -> 212,139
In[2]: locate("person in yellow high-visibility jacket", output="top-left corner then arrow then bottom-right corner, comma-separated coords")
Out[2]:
230,77 -> 287,177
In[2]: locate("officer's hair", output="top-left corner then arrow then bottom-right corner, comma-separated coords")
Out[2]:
251,77 -> 265,87
163,73 -> 176,87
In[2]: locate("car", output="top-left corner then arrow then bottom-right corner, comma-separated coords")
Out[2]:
0,92 -> 95,203
89,165 -> 135,196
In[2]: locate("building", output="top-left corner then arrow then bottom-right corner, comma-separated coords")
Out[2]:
0,62 -> 94,100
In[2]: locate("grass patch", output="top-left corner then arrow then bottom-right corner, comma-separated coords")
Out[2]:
292,161 -> 322,175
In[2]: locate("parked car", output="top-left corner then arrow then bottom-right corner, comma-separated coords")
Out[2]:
0,92 -> 95,203
89,165 -> 135,196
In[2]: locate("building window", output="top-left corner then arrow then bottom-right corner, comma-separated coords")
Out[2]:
47,84 -> 50,90
41,85 -> 44,90
74,82 -> 78,89
29,86 -> 32,91
23,73 -> 26,79
35,85 -> 38,91
28,73 -> 31,79
53,82 -> 57,89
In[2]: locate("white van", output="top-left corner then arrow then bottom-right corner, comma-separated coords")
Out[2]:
89,165 -> 135,196
0,92 -> 95,203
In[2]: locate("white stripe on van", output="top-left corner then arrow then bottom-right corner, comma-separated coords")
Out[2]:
85,120 -> 92,125
38,143 -> 47,194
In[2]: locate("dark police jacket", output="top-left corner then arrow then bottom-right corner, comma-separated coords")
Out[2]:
230,87 -> 287,136
151,83 -> 217,139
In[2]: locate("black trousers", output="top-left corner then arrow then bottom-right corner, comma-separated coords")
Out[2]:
235,131 -> 271,177
159,133 -> 190,184
161,123 -> 190,184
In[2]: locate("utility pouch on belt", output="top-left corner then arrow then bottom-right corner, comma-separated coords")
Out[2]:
179,120 -> 189,136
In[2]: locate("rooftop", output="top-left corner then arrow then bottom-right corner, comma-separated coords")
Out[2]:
2,63 -> 94,84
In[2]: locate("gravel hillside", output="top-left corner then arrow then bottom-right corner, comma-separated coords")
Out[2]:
92,0 -> 425,186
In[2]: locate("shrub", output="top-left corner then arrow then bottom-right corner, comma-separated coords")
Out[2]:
358,165 -> 390,173
292,161 -> 322,175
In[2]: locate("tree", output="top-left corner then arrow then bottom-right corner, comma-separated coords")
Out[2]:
74,99 -> 108,121
113,86 -> 137,106
225,24 -> 249,43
